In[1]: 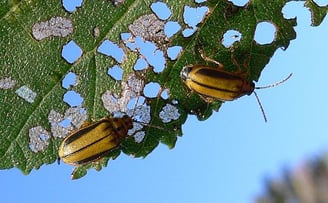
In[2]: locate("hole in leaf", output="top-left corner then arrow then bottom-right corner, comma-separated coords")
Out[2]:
222,30 -> 242,48
195,0 -> 206,3
97,39 -> 125,63
160,88 -> 170,99
167,46 -> 182,60
227,0 -> 249,6
63,90 -> 83,107
108,65 -> 123,81
143,82 -> 161,98
62,40 -> 83,64
127,96 -> 146,110
134,58 -> 148,71
62,0 -> 83,13
62,72 -> 77,89
282,2 -> 313,26
254,22 -> 276,45
164,21 -> 181,38
150,2 -> 172,20
183,28 -> 197,37
183,5 -> 209,36
134,37 -> 165,73
121,32 -> 131,41
58,118 -> 71,128
121,33 -> 136,50
313,0 -> 328,6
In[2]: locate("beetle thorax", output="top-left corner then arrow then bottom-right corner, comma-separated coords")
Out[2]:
241,80 -> 255,96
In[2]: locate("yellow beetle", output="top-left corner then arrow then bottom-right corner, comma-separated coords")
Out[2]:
58,115 -> 133,166
180,50 -> 292,122
181,64 -> 256,101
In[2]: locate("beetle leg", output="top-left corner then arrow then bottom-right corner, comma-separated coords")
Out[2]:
80,121 -> 91,128
230,49 -> 250,79
199,94 -> 215,103
198,49 -> 224,69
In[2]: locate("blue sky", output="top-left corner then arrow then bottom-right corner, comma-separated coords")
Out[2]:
2,1 -> 328,203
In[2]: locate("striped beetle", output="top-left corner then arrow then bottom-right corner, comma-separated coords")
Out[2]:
58,104 -> 179,178
58,115 -> 133,166
180,50 -> 292,122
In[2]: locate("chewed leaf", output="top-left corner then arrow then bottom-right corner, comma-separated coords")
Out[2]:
0,0 -> 326,179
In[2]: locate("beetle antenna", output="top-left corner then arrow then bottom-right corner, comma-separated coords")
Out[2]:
253,91 -> 267,122
256,73 -> 292,89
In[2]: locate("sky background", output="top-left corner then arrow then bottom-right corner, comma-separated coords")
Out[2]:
2,1 -> 328,203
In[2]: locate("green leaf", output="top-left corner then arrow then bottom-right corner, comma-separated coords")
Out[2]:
0,0 -> 326,179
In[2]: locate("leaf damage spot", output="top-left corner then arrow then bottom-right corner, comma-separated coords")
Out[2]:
182,5 -> 209,37
164,21 -> 181,38
312,0 -> 328,7
98,40 -> 125,63
143,82 -> 161,98
167,46 -> 182,60
63,90 -> 83,107
108,65 -> 123,81
150,2 -> 172,20
254,21 -> 277,45
133,57 -> 148,71
102,73 -> 145,113
222,30 -> 242,48
62,0 -> 83,13
29,126 -> 51,153
15,85 -> 37,103
227,0 -> 249,7
62,40 -> 83,64
127,105 -> 152,143
110,0 -> 125,6
159,103 -> 181,123
160,88 -> 170,100
0,77 -> 16,89
62,72 -> 78,89
132,131 -> 146,143
101,73 -> 156,143
123,36 -> 166,73
32,16 -> 73,41
48,107 -> 87,139
129,14 -> 168,45
93,27 -> 100,38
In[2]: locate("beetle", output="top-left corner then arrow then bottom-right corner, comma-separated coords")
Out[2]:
58,115 -> 133,166
180,50 -> 292,122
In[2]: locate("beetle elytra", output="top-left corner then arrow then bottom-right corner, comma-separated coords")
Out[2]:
58,115 -> 133,166
180,50 -> 292,122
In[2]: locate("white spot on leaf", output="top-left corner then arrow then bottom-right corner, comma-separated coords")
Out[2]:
32,16 -> 73,40
15,85 -> 37,103
0,77 -> 16,89
29,126 -> 51,153
159,104 -> 180,123
129,14 -> 168,44
48,107 -> 87,139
